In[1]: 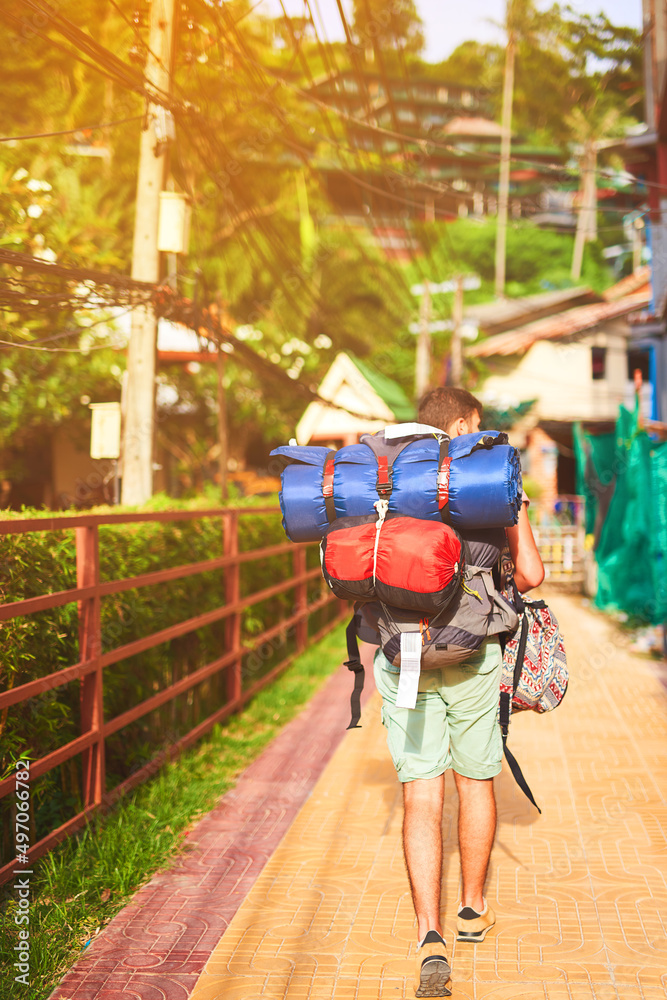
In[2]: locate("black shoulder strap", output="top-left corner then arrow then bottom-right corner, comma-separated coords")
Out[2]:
322,450 -> 337,524
499,688 -> 541,813
502,740 -> 542,814
344,616 -> 365,729
512,616 -> 529,693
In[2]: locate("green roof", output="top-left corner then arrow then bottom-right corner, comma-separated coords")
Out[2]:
349,355 -> 416,422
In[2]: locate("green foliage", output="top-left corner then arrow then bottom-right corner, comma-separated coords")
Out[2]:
351,0 -> 424,55
0,103 -> 133,490
412,217 -> 611,293
0,500 -> 332,865
436,2 -> 642,145
430,41 -> 504,103
0,621 -> 346,1000
481,399 -> 537,431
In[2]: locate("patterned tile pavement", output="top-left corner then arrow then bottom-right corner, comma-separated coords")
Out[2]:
50,642 -> 378,1000
51,595 -> 667,999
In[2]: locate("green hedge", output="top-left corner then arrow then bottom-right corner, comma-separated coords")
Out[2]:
0,496 -> 331,867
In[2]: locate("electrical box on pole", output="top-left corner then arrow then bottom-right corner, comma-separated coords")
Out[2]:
157,192 -> 192,254
121,0 -> 176,506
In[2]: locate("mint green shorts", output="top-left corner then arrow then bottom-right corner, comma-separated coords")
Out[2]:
373,637 -> 503,782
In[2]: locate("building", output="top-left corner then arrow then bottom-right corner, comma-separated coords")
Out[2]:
295,352 -> 414,446
465,273 -> 652,511
615,1 -> 667,422
307,69 -> 568,240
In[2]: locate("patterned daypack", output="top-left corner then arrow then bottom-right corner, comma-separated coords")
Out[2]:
498,579 -> 569,812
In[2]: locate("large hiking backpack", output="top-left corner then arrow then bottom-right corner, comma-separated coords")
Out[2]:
270,425 -> 522,541
336,515 -> 518,720
272,425 -> 540,794
349,520 -> 518,672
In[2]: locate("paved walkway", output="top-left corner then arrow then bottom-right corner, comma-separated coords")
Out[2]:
51,594 -> 667,1000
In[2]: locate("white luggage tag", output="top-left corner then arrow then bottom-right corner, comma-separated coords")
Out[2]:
396,632 -> 422,709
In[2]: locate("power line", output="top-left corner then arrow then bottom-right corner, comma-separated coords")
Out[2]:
0,337 -> 121,353
12,0 -> 650,206
245,5 -> 418,311
206,29 -> 647,215
318,1 -> 458,293
300,3 -> 437,291
193,3 -> 411,323
6,1 -> 180,110
0,115 -> 145,143
0,248 -> 156,290
268,68 -> 659,197
10,0 -> 404,336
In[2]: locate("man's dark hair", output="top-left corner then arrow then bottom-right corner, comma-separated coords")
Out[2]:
418,387 -> 483,432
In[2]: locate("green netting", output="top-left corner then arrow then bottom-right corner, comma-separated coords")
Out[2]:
577,404 -> 667,625
649,441 -> 667,623
573,423 -> 615,536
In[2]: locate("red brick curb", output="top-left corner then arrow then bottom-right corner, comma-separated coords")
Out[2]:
49,658 -> 376,1000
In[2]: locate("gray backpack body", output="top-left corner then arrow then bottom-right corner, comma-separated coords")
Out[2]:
355,526 -> 518,668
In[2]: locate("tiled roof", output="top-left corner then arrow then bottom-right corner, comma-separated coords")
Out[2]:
463,286 -> 597,334
466,290 -> 651,358
601,265 -> 651,301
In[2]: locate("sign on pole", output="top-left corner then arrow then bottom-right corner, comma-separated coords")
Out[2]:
90,402 -> 121,460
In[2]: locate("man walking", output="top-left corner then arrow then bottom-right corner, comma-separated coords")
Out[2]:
371,387 -> 544,997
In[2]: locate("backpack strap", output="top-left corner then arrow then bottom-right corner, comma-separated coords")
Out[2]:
512,616 -> 529,692
376,455 -> 392,500
322,450 -> 337,524
437,437 -> 452,525
344,616 -> 365,729
360,435 -> 417,503
499,605 -> 541,813
502,739 -> 542,814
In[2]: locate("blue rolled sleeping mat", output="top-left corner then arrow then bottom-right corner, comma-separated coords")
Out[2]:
270,430 -> 522,542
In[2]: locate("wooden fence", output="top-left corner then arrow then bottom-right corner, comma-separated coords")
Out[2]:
0,506 -> 345,884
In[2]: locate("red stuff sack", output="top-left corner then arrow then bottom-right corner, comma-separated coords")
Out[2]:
320,511 -> 463,614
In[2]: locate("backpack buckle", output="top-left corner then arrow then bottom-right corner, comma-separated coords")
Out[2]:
344,657 -> 363,674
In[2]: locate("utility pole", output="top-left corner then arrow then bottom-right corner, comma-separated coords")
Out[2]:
216,343 -> 228,502
411,276 -> 480,390
494,5 -> 515,300
451,275 -> 464,387
210,302 -> 231,503
571,139 -> 597,281
415,281 -> 431,401
122,0 -> 176,505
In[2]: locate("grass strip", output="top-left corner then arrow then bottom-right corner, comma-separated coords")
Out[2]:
0,621 -> 347,1000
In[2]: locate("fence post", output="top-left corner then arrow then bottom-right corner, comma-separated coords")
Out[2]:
293,547 -> 308,654
224,511 -> 242,703
76,525 -> 104,809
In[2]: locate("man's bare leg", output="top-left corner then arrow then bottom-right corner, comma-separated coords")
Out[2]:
402,775 -> 445,939
453,773 -> 496,911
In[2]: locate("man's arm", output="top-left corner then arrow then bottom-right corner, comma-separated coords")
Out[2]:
505,502 -> 545,592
